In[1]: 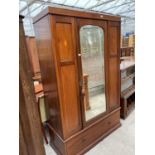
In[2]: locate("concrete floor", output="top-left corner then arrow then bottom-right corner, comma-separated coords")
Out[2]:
44,110 -> 135,155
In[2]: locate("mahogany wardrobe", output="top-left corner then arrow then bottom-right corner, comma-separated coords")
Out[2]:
33,6 -> 121,155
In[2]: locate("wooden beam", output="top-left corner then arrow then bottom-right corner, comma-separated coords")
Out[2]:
19,15 -> 46,155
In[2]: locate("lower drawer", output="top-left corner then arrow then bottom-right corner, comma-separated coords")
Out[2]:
66,109 -> 120,155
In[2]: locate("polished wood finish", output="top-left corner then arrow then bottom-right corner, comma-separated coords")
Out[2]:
48,108 -> 120,155
34,15 -> 63,137
120,47 -> 134,57
19,15 -> 45,155
108,58 -> 119,110
32,73 -> 42,82
33,7 -> 121,155
108,21 -> 120,111
19,117 -> 28,155
51,15 -> 82,139
33,6 -> 121,24
66,108 -> 120,155
26,36 -> 41,77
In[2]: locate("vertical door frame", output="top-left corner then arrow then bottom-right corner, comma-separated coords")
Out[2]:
107,21 -> 121,111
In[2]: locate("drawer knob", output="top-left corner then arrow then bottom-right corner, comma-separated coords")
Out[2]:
78,53 -> 81,57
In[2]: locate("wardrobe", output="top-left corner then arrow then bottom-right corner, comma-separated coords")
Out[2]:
33,6 -> 121,155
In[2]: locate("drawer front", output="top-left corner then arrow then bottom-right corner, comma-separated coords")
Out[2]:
66,110 -> 120,155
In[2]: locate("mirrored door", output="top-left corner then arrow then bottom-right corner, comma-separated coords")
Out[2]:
79,23 -> 107,122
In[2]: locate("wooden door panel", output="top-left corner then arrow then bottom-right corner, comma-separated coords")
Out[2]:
56,23 -> 74,62
108,21 -> 120,111
109,57 -> 118,109
109,27 -> 118,56
60,65 -> 80,135
52,15 -> 81,139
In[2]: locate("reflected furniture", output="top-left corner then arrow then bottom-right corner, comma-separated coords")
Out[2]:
120,47 -> 134,57
121,34 -> 135,48
33,6 -> 121,155
83,74 -> 90,111
120,56 -> 135,119
128,34 -> 135,47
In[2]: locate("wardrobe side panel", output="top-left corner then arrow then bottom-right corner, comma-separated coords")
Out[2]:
51,15 -> 82,139
108,21 -> 121,111
34,15 -> 63,137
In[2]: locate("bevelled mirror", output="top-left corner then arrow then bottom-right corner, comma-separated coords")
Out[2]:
80,25 -> 106,121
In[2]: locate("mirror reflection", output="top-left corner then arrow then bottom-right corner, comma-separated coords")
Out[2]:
80,25 -> 106,121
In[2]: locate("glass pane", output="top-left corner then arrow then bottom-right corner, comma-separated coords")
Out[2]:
80,25 -> 106,121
